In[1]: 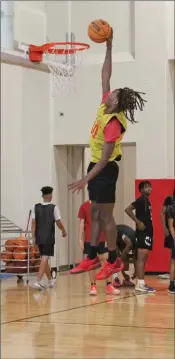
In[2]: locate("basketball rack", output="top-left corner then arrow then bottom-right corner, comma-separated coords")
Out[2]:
0,214 -> 38,283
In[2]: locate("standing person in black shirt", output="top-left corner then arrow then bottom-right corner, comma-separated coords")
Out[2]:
160,196 -> 173,250
31,186 -> 67,290
167,188 -> 175,294
159,195 -> 173,279
125,181 -> 155,293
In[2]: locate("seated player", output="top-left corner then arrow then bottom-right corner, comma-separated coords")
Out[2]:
125,181 -> 155,293
31,186 -> 67,289
167,188 -> 175,294
78,200 -> 120,295
113,224 -> 136,288
159,195 -> 173,279
69,31 -> 146,280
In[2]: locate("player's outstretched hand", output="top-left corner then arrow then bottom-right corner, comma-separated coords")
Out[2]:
68,178 -> 87,194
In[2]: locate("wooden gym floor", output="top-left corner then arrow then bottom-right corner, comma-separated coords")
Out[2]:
1,272 -> 174,359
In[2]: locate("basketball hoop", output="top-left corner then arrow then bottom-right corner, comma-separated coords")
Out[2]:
29,42 -> 90,96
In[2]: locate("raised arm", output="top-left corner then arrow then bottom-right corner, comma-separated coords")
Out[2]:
102,30 -> 113,96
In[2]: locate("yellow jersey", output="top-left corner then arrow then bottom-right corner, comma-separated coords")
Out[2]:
89,102 -> 127,163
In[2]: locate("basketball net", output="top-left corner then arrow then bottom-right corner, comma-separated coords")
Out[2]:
44,48 -> 81,97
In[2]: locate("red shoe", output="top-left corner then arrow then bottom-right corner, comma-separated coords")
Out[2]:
106,283 -> 120,295
70,257 -> 101,274
96,258 -> 124,280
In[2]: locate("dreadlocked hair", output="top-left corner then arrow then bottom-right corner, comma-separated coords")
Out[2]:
117,87 -> 147,124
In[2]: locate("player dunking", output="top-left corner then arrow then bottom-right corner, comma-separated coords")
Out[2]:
69,30 -> 146,280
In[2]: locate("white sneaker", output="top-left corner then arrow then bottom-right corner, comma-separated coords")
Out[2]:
158,274 -> 170,279
135,284 -> 147,293
135,284 -> 156,294
48,279 -> 56,288
32,281 -> 45,290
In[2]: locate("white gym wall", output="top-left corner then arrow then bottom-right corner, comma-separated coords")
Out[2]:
1,1 -> 174,267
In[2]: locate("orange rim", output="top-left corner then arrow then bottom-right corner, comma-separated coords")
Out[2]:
29,42 -> 90,62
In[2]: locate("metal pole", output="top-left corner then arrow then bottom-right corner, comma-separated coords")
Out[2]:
1,1 -> 14,49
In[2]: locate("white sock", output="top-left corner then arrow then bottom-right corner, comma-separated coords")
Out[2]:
138,279 -> 145,286
113,273 -> 118,279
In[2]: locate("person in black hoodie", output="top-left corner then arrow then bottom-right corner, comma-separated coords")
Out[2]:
31,186 -> 67,290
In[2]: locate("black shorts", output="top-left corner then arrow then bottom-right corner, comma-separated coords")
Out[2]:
83,242 -> 108,255
38,243 -> 54,257
87,161 -> 119,203
135,231 -> 153,251
164,235 -> 173,249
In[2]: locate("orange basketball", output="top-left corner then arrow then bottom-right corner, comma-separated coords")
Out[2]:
0,250 -> 13,263
30,245 -> 40,259
14,238 -> 28,250
88,19 -> 112,43
13,247 -> 27,260
5,239 -> 16,251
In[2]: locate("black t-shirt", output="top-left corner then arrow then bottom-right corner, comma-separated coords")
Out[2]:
163,196 -> 173,229
116,225 -> 136,250
132,195 -> 153,236
167,202 -> 175,226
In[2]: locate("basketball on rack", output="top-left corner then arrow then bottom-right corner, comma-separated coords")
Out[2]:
30,245 -> 40,259
13,248 -> 27,260
0,250 -> 13,263
88,19 -> 112,43
14,238 -> 28,250
5,239 -> 16,251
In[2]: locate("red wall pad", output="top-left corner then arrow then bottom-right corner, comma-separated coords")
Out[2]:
135,179 -> 175,273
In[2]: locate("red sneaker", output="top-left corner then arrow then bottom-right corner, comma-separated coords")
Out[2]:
70,257 -> 101,274
96,258 -> 124,280
106,283 -> 120,295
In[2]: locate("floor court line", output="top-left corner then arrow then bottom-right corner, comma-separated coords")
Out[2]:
18,320 -> 174,331
2,287 -> 167,326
